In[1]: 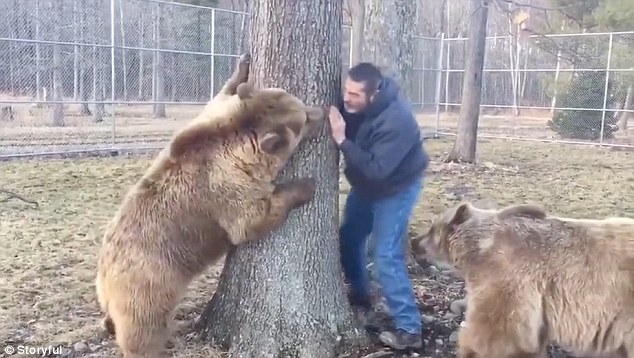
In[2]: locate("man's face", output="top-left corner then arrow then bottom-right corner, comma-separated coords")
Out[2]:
343,78 -> 373,113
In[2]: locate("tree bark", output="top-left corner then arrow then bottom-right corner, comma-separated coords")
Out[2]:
618,83 -> 632,132
34,0 -> 42,106
79,0 -> 91,116
152,2 -> 166,118
92,1 -> 105,123
444,0 -> 489,164
363,0 -> 416,98
50,0 -> 65,127
73,0 -> 80,101
195,0 -> 368,357
349,0 -> 365,66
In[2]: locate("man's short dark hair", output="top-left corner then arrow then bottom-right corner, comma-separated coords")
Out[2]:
348,62 -> 383,94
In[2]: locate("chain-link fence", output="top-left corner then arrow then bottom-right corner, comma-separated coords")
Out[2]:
0,0 -> 253,157
418,31 -> 634,147
1,0 -> 633,157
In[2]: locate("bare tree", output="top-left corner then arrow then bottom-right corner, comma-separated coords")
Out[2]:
195,0 -> 368,356
50,0 -> 65,126
34,0 -> 42,105
73,0 -> 80,100
78,0 -> 91,115
363,0 -> 416,98
92,0 -> 105,123
444,0 -> 489,164
152,2 -> 166,118
138,10 -> 145,101
619,83 -> 632,131
119,0 -> 128,101
348,0 -> 364,66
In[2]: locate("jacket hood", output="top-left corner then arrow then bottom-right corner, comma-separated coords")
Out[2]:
365,76 -> 400,119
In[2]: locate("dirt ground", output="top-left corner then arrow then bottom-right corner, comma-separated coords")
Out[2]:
0,137 -> 632,357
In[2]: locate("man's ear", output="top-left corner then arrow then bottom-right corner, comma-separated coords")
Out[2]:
259,129 -> 289,154
448,202 -> 472,227
369,88 -> 381,102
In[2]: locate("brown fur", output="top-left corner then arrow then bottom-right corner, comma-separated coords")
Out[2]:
465,202 -> 547,221
412,202 -> 634,358
411,203 -> 547,271
95,53 -> 325,358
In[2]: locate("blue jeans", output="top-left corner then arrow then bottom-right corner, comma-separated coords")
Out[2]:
339,178 -> 423,335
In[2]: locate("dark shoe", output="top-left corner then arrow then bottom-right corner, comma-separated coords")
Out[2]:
378,328 -> 423,350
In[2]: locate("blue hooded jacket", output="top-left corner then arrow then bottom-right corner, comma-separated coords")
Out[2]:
337,77 -> 429,200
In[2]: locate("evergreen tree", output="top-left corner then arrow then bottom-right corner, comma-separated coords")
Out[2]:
548,70 -> 619,140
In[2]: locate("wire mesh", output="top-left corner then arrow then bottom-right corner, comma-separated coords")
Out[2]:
0,0 -> 632,158
435,32 -> 634,146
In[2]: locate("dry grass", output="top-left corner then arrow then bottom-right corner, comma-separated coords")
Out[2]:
0,137 -> 632,357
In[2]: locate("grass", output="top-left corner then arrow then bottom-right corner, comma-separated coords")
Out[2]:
0,136 -> 632,357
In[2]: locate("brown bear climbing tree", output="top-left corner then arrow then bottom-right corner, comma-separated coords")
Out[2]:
195,0 -> 369,356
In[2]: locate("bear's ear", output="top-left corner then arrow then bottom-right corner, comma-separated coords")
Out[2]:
448,202 -> 472,227
169,123 -> 211,158
305,105 -> 326,122
259,129 -> 289,155
237,83 -> 255,100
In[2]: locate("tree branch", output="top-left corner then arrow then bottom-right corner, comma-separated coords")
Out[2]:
491,0 -> 586,30
492,0 -> 570,12
0,189 -> 39,207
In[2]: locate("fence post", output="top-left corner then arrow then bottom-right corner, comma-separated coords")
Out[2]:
210,9 -> 216,98
433,33 -> 445,137
599,33 -> 614,144
110,0 -> 117,147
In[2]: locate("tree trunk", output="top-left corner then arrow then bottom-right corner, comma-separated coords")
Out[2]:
349,0 -> 364,66
92,1 -> 105,123
79,0 -> 91,116
73,0 -> 80,101
394,0 -> 416,99
444,0 -> 488,164
195,1 -> 368,356
152,2 -> 166,118
119,0 -> 128,101
35,0 -> 42,106
50,0 -> 65,127
138,11 -> 145,100
363,0 -> 415,98
618,83 -> 632,132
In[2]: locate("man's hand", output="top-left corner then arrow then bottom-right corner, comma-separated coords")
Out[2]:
328,105 -> 346,145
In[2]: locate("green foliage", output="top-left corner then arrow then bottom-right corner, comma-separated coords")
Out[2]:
547,71 -> 619,140
593,0 -> 634,31
550,0 -> 601,30
546,0 -> 634,32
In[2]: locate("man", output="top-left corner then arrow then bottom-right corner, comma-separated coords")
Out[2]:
328,62 -> 429,350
